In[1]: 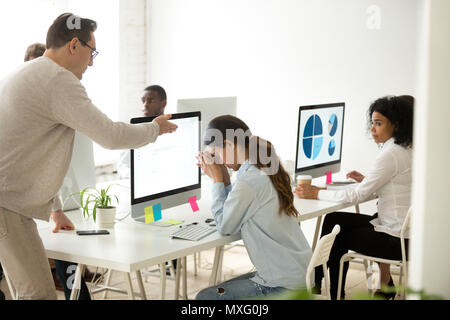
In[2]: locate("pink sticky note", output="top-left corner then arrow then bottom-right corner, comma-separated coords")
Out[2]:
326,171 -> 332,185
189,196 -> 199,212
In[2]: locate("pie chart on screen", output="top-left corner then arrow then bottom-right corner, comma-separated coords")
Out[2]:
328,139 -> 336,156
329,114 -> 338,137
303,114 -> 323,160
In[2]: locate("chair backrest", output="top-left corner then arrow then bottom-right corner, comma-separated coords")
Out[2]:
400,207 -> 412,278
306,224 -> 340,292
310,224 -> 341,268
400,207 -> 412,240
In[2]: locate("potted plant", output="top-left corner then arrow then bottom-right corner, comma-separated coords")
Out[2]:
71,185 -> 119,229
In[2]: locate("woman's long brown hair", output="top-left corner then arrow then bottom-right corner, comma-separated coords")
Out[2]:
204,115 -> 298,218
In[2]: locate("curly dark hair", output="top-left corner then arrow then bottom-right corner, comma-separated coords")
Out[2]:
367,95 -> 414,147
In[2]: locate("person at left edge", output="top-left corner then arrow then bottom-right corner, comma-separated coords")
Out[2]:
22,41 -> 92,300
0,13 -> 177,299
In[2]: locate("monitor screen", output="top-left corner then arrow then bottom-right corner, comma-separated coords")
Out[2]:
131,112 -> 201,205
295,103 -> 345,175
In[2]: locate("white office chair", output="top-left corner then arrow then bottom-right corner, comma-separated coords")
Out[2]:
337,207 -> 411,300
305,224 -> 341,300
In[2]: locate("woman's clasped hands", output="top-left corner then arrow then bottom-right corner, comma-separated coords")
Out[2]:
196,151 -> 230,185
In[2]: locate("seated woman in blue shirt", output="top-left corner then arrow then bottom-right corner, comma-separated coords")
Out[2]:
195,115 -> 312,300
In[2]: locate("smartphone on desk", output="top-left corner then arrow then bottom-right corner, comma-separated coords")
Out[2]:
76,230 -> 110,236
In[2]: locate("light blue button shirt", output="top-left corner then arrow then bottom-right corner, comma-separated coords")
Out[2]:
211,161 -> 312,290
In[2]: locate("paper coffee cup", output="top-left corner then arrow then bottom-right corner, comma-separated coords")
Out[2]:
296,175 -> 312,186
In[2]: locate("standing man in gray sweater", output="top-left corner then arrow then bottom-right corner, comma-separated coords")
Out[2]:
0,13 -> 177,299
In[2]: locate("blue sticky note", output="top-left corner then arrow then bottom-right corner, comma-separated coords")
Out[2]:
152,203 -> 162,221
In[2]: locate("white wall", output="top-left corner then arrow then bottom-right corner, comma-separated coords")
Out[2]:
119,0 -> 148,123
0,0 -> 63,77
409,0 -> 450,299
142,0 -> 423,253
145,0 -> 422,180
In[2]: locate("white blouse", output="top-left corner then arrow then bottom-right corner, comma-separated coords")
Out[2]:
318,138 -> 412,238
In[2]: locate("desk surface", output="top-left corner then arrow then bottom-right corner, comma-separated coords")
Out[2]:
38,211 -> 239,273
36,176 -> 369,273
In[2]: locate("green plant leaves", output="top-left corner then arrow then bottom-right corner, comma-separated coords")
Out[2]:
66,184 -> 119,223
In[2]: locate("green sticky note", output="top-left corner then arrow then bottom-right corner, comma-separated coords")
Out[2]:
164,219 -> 183,225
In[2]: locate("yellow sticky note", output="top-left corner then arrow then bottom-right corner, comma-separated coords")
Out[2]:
145,206 -> 154,224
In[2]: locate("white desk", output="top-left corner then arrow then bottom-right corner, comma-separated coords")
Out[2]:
34,177 -> 373,300
37,215 -> 239,299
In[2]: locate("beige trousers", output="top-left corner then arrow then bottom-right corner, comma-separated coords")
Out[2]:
0,207 -> 56,300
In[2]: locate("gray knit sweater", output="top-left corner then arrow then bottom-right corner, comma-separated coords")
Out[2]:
0,57 -> 159,221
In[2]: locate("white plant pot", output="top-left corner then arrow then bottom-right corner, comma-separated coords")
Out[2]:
95,207 -> 116,229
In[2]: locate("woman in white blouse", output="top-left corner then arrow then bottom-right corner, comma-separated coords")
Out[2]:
295,95 -> 414,299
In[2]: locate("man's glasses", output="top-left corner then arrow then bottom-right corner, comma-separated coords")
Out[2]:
79,38 -> 99,60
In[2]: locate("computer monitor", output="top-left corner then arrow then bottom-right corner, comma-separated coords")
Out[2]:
177,97 -> 237,145
60,132 -> 97,211
295,102 -> 345,180
130,112 -> 201,223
